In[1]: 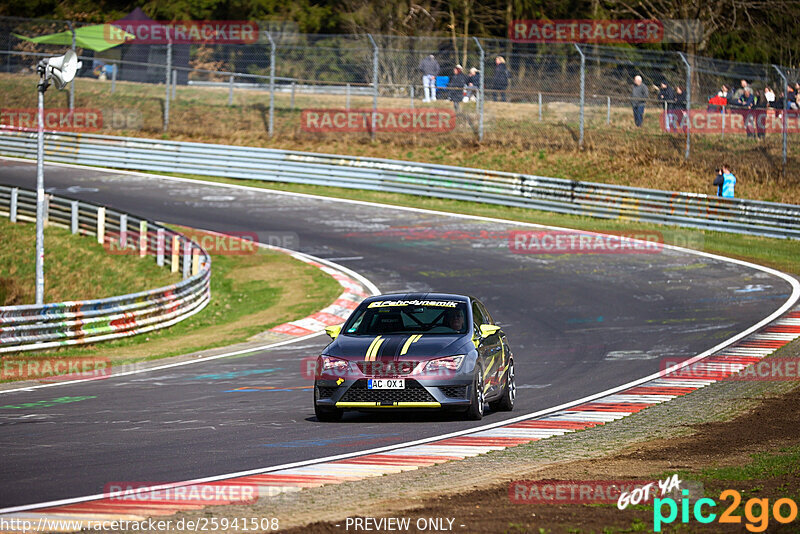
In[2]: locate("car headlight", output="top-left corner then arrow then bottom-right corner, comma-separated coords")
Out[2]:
319,355 -> 349,374
424,355 -> 465,374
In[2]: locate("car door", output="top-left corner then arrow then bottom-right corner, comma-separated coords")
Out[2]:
472,299 -> 502,397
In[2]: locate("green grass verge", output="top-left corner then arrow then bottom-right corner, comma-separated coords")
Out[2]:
0,216 -> 178,304
0,217 -> 343,376
151,172 -> 800,276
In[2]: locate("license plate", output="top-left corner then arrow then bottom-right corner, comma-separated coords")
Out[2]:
367,379 -> 405,389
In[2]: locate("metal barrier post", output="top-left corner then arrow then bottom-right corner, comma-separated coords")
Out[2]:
574,44 -> 585,148
291,81 -> 296,109
538,92 -> 542,121
68,21 -> 75,114
9,188 -> 17,222
119,213 -> 127,248
367,34 -> 379,140
267,31 -> 275,138
164,41 -> 172,132
171,235 -> 180,273
183,240 -> 191,279
172,69 -> 177,100
475,36 -> 485,142
96,207 -> 105,244
156,228 -> 165,267
228,74 -> 234,106
139,220 -> 148,258
111,62 -> 117,94
772,64 -> 788,169
192,250 -> 200,276
410,85 -> 414,109
721,106 -> 725,139
71,200 -> 78,234
346,83 -> 351,109
678,52 -> 691,160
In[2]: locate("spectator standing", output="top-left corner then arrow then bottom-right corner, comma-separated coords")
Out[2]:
466,67 -> 480,101
419,54 -> 440,102
754,89 -> 767,139
671,86 -> 687,131
733,79 -> 749,101
657,82 -> 675,130
737,87 -> 756,137
764,86 -> 775,107
720,164 -> 736,198
631,75 -> 648,127
448,65 -> 467,111
490,56 -> 509,102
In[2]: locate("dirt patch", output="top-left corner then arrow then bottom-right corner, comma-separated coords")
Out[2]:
0,276 -> 23,305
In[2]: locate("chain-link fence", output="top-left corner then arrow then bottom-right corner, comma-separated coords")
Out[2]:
1,16 -> 798,175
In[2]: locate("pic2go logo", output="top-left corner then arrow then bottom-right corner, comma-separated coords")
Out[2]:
653,489 -> 799,532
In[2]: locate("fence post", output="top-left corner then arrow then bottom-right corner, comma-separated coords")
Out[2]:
172,69 -> 177,100
607,96 -> 611,124
9,187 -> 17,222
171,235 -> 180,273
156,228 -> 165,267
346,83 -> 351,109
410,85 -> 414,109
111,62 -> 117,94
721,106 -> 725,139
228,74 -> 234,106
538,92 -> 542,121
97,207 -> 105,244
139,220 -> 148,258
183,240 -> 191,279
164,40 -> 172,132
291,81 -> 296,109
574,44 -> 585,148
71,200 -> 78,234
677,52 -> 691,160
367,34 -> 379,140
772,64 -> 788,170
267,31 -> 275,138
119,213 -> 127,248
474,36 -> 485,142
68,21 -> 76,114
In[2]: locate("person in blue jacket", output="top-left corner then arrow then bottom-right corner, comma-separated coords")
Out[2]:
715,164 -> 736,198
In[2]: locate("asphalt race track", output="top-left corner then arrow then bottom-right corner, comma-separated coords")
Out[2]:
0,159 -> 794,509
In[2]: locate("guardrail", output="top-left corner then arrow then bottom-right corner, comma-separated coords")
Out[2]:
0,184 -> 211,353
0,130 -> 799,240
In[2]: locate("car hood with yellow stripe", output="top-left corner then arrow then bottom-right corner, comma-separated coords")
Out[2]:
325,333 -> 470,361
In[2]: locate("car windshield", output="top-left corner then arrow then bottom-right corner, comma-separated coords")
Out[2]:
343,299 -> 469,336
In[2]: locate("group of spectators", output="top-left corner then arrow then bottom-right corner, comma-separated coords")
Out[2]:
418,54 -> 511,110
632,76 -> 800,139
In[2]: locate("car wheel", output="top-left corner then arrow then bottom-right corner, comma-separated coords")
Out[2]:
489,359 -> 515,412
464,363 -> 485,420
314,383 -> 343,422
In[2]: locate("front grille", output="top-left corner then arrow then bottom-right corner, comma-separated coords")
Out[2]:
316,386 -> 337,399
439,385 -> 467,399
340,379 -> 436,403
356,361 -> 419,376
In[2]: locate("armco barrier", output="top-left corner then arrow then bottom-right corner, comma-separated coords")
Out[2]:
0,185 -> 211,353
0,130 -> 798,240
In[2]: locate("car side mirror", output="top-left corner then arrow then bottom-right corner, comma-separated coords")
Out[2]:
325,325 -> 342,339
479,324 -> 500,338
